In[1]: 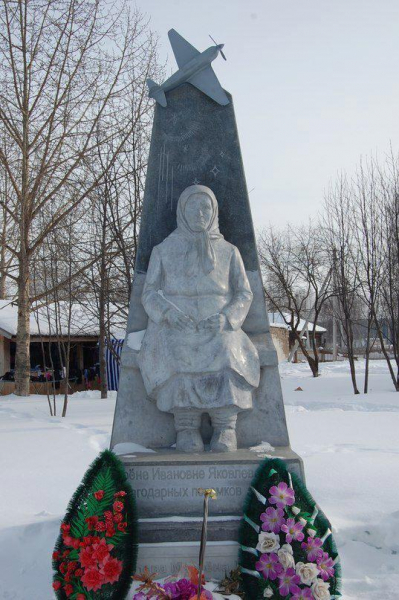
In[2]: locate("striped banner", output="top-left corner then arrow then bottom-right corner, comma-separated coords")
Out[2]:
106,339 -> 124,391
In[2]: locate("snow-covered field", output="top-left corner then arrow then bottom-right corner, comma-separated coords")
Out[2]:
1,360 -> 398,599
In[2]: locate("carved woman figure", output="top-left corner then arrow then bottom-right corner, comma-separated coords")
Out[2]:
139,185 -> 260,452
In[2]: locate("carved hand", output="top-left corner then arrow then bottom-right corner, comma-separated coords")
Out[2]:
198,313 -> 228,332
165,307 -> 195,331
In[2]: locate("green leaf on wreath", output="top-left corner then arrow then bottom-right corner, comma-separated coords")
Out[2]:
239,458 -> 342,600
52,449 -> 138,599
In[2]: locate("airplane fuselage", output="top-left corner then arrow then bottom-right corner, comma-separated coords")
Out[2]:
162,46 -> 220,92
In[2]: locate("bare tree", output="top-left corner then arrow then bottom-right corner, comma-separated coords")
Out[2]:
0,0 -> 160,395
258,223 -> 331,377
323,175 -> 361,394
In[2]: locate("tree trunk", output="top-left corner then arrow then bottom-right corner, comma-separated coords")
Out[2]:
364,315 -> 372,394
15,257 -> 30,396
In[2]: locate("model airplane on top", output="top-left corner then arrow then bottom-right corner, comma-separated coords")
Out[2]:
147,29 -> 229,107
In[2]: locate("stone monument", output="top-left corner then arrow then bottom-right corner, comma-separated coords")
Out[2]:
111,29 -> 304,578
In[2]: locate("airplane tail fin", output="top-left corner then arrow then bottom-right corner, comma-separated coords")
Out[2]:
146,79 -> 167,107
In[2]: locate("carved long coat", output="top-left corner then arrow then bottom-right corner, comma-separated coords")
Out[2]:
138,231 -> 260,412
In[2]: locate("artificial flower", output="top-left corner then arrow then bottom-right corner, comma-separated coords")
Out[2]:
91,538 -> 114,563
295,561 -> 319,585
263,587 -> 273,598
100,556 -> 123,584
94,490 -> 105,500
281,518 -> 305,543
64,583 -> 73,597
317,552 -> 335,581
301,536 -> 324,561
163,577 -> 197,599
260,507 -> 286,533
255,552 -> 284,580
269,481 -> 295,509
278,567 -> 301,596
291,588 -> 314,600
52,581 -> 62,590
79,546 -> 97,569
113,500 -> 124,513
277,544 -> 295,569
81,566 -> 104,591
312,578 -> 331,599
256,531 -> 280,553
85,516 -> 99,530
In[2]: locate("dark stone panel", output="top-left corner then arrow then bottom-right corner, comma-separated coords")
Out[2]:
135,83 -> 259,273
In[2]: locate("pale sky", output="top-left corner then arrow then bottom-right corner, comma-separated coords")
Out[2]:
135,0 -> 399,229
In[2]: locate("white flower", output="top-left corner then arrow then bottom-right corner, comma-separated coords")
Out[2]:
296,561 -> 319,585
278,544 -> 295,569
263,587 -> 273,598
299,517 -> 307,526
312,579 -> 331,600
256,531 -> 280,553
292,505 -> 301,515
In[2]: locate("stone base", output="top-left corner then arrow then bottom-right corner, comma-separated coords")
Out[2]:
136,540 -> 240,580
121,447 -> 304,577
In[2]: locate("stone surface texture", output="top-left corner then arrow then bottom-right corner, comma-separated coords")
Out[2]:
111,83 -> 290,451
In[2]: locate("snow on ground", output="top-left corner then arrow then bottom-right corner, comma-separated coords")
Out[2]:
0,360 -> 398,599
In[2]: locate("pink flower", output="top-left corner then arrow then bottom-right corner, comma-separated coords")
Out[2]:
278,567 -> 301,596
100,556 -> 123,584
291,589 -> 314,600
281,518 -> 305,543
269,482 -> 295,509
91,538 -> 114,564
260,507 -> 286,533
79,546 -> 96,569
301,536 -> 324,561
81,566 -> 104,591
255,553 -> 284,580
317,551 -> 335,581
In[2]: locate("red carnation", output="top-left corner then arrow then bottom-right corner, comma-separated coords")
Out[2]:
114,491 -> 127,498
104,510 -> 113,520
52,581 -> 62,590
75,568 -> 84,578
113,512 -> 123,523
81,566 -> 104,591
91,538 -> 114,563
95,521 -> 106,532
67,561 -> 78,572
62,550 -> 70,558
59,562 -> 67,574
100,556 -> 123,584
77,595 -> 86,600
61,523 -> 71,533
63,535 -> 77,548
113,501 -> 124,513
118,522 -> 127,532
64,584 -> 73,597
94,490 -> 105,500
52,551 -> 60,560
106,525 -> 115,538
79,546 -> 97,569
86,516 -> 99,530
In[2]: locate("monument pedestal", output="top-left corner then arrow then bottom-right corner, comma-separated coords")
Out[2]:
121,448 -> 304,578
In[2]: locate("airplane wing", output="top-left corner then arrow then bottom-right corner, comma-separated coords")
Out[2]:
188,66 -> 230,106
168,29 -> 200,68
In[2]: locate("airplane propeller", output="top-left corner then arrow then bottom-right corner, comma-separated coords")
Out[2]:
209,35 -> 227,60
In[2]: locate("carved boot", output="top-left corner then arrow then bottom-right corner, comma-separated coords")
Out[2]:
174,409 -> 204,453
209,407 -> 238,453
